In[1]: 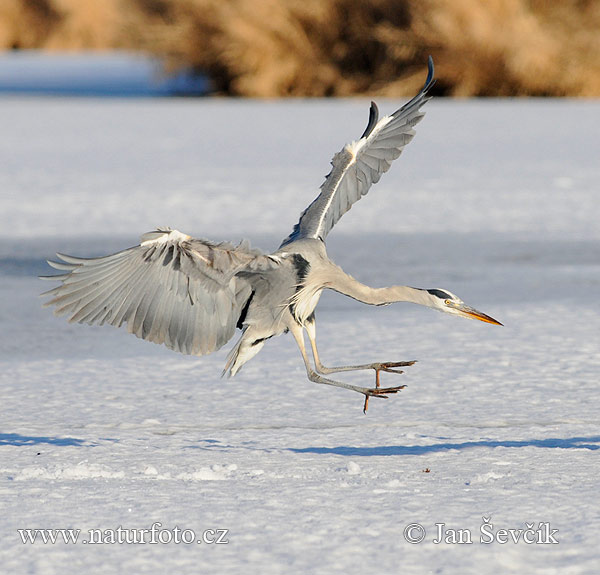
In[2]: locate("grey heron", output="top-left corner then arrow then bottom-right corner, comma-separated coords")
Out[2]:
41,57 -> 501,412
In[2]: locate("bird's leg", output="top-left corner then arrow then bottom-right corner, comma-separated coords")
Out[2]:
290,324 -> 405,412
304,318 -> 415,390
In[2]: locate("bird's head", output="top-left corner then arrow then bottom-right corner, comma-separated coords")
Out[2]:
424,289 -> 502,325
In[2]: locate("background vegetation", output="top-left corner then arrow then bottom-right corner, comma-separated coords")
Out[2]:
1,0 -> 599,96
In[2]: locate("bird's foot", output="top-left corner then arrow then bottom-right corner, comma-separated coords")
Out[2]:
372,360 -> 416,388
363,361 -> 415,413
362,384 -> 407,414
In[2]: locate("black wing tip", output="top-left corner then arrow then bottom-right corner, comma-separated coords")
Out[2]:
360,101 -> 380,140
391,56 -> 436,119
426,55 -> 434,84
422,55 -> 436,95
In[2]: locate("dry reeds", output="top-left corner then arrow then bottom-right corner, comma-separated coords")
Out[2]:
1,0 -> 599,96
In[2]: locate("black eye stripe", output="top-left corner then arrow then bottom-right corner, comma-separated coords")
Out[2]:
427,289 -> 451,299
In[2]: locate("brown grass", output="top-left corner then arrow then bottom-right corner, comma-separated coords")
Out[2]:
1,0 -> 599,96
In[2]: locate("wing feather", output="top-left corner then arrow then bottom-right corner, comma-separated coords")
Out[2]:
280,56 -> 435,247
41,228 -> 280,356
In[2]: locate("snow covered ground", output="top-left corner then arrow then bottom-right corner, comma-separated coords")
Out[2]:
1,96 -> 599,574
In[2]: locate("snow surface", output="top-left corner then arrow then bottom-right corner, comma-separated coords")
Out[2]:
1,96 -> 599,574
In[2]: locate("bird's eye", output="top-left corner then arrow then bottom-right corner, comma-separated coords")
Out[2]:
444,299 -> 451,305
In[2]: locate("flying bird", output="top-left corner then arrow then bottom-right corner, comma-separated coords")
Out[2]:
41,57 -> 501,412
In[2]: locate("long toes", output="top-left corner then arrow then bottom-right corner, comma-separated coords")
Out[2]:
363,384 -> 407,413
373,361 -> 417,374
380,385 -> 407,394
381,368 -> 404,375
382,360 -> 417,369
365,385 -> 407,397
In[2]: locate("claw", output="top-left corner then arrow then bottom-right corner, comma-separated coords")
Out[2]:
374,360 -> 417,373
362,384 -> 407,414
373,360 -> 417,388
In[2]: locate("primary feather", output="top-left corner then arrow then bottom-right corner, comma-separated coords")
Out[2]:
280,56 -> 435,247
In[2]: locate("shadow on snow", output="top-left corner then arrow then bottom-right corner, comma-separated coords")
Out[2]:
288,436 -> 600,457
0,433 -> 86,447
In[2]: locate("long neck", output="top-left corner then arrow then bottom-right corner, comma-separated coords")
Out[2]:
324,264 -> 432,307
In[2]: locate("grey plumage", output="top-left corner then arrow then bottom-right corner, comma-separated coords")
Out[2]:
43,229 -> 280,357
42,58 -> 501,411
280,55 -> 435,247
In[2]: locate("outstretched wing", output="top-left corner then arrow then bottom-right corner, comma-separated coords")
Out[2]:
41,228 -> 280,356
280,56 -> 435,247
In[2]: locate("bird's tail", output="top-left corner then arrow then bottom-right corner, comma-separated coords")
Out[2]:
222,331 -> 266,378
222,337 -> 243,377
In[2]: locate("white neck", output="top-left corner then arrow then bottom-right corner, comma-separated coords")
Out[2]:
320,262 -> 435,307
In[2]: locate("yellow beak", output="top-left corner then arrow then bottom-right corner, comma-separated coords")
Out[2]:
454,303 -> 503,326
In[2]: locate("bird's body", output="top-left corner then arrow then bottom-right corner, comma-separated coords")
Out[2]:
42,58 -> 501,411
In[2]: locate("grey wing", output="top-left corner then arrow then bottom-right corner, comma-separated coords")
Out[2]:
41,228 -> 280,356
280,56 -> 435,247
